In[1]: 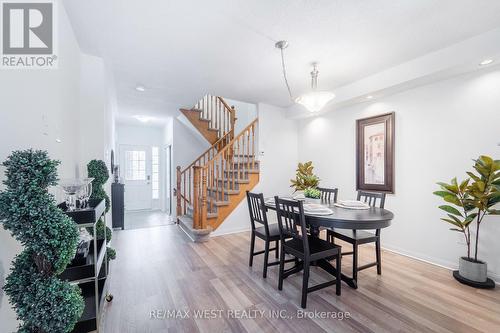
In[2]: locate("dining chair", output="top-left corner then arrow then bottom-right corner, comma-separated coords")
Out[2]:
246,191 -> 281,278
317,187 -> 338,203
275,196 -> 341,308
326,191 -> 386,284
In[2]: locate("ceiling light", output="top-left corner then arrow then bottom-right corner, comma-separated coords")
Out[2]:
135,85 -> 146,92
479,59 -> 493,66
275,42 -> 335,113
295,63 -> 335,112
366,95 -> 374,100
134,115 -> 151,123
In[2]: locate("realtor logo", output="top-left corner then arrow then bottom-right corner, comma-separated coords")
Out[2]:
1,1 -> 57,68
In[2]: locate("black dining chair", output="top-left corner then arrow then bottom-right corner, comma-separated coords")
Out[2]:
317,187 -> 338,203
246,191 -> 282,278
275,196 -> 341,308
326,191 -> 386,284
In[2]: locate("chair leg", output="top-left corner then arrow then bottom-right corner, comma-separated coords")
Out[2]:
301,260 -> 310,309
275,240 -> 279,259
263,240 -> 270,278
249,232 -> 255,267
352,243 -> 358,283
278,245 -> 285,290
376,238 -> 382,275
336,253 -> 341,296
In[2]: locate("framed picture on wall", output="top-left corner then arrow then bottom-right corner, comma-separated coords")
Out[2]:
356,112 -> 395,193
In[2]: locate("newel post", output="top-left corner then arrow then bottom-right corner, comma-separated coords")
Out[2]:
200,167 -> 208,229
192,166 -> 201,229
176,166 -> 182,216
231,105 -> 237,132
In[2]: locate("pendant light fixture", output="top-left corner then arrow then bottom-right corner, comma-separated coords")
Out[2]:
275,40 -> 335,112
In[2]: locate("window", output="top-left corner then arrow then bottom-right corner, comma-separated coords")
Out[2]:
125,150 -> 146,180
152,146 -> 159,199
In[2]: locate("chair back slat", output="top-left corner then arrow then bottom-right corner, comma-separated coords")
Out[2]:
274,196 -> 309,254
357,191 -> 386,208
317,187 -> 338,202
246,191 -> 269,235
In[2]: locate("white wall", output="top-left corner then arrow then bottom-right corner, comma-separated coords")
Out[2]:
0,4 -> 83,331
212,103 -> 299,235
225,98 -> 258,134
172,118 -> 211,216
297,68 -> 500,281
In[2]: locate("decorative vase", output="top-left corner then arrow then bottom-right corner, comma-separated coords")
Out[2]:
458,257 -> 487,282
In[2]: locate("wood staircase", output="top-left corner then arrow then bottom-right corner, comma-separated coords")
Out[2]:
180,95 -> 236,144
176,95 -> 259,241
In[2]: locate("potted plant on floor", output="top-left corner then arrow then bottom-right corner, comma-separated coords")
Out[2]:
0,150 -> 84,332
434,155 -> 500,288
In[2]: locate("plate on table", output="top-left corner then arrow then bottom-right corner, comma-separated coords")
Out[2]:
334,202 -> 370,210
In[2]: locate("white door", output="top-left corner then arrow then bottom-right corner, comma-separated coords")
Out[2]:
120,144 -> 152,210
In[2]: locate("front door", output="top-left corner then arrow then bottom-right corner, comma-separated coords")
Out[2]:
119,144 -> 152,210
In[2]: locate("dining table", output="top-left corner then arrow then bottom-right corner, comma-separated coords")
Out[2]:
264,197 -> 394,289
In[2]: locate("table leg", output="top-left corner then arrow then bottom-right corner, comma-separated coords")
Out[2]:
314,259 -> 358,289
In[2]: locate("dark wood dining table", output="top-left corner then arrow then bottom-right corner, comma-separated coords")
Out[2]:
264,198 -> 394,289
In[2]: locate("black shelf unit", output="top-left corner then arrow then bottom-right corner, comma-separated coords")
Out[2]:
59,199 -> 108,333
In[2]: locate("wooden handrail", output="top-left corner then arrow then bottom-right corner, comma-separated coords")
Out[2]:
203,118 -> 258,166
181,129 -> 234,174
177,95 -> 239,219
193,118 -> 258,229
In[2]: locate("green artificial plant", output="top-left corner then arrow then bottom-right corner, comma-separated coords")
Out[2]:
304,188 -> 321,199
87,159 -> 116,262
434,155 -> 500,261
290,161 -> 320,192
0,150 -> 84,332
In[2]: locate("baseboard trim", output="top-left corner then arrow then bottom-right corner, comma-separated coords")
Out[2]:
210,227 -> 251,238
381,244 -> 500,284
177,224 -> 196,242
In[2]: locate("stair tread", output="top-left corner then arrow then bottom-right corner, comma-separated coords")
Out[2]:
207,187 -> 239,194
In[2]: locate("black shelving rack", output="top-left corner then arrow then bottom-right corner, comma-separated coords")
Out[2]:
59,199 -> 109,333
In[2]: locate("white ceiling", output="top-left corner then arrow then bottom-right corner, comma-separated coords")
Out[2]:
63,0 -> 500,117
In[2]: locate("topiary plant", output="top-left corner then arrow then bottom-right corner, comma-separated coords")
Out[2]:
87,159 -> 116,262
0,150 -> 84,332
87,159 -> 110,212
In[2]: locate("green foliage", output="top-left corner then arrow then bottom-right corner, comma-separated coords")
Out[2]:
106,247 -> 116,261
0,150 -> 84,332
434,155 -> 500,260
87,160 -> 110,213
86,159 -> 115,261
87,219 -> 112,244
290,161 -> 320,192
304,188 -> 321,199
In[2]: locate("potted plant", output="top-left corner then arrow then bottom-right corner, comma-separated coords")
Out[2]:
290,161 -> 320,191
0,150 -> 84,332
434,155 -> 499,287
304,188 -> 322,203
87,160 -> 116,266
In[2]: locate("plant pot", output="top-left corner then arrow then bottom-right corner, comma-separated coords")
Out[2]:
306,198 -> 321,204
458,257 -> 487,283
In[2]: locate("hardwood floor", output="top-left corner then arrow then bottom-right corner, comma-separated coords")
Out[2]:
101,225 -> 500,333
124,210 -> 174,230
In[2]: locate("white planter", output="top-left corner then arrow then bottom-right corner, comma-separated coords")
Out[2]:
306,198 -> 321,204
458,257 -> 487,282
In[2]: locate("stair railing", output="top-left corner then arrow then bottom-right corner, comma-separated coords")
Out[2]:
192,118 -> 258,229
194,95 -> 236,139
176,129 -> 234,216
